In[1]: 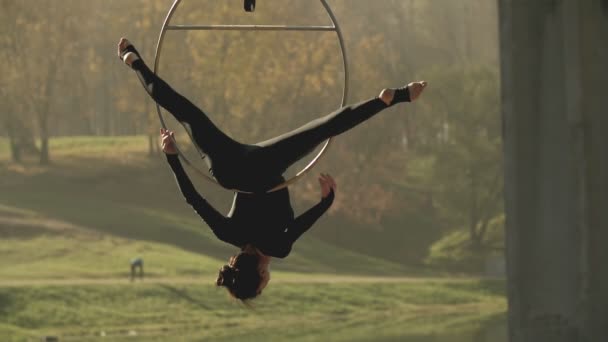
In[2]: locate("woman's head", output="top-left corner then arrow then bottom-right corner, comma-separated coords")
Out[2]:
216,251 -> 262,301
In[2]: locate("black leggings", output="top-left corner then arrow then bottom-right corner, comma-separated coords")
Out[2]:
132,59 -> 394,192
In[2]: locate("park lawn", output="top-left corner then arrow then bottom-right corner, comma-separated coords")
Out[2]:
0,200 -> 410,280
0,279 -> 506,342
0,136 -> 507,341
0,136 -> 415,277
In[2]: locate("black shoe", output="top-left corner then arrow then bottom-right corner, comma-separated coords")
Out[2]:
118,39 -> 142,65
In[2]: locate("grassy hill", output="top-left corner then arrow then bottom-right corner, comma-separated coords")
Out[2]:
0,280 -> 506,342
0,136 -> 506,341
0,136 -> 416,277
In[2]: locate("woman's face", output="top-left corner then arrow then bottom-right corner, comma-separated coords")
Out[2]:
257,264 -> 271,295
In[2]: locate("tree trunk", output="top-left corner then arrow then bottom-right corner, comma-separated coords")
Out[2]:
39,113 -> 49,165
7,129 -> 21,163
469,166 -> 480,247
38,59 -> 58,165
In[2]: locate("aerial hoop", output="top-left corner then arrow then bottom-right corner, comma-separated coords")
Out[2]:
154,0 -> 349,193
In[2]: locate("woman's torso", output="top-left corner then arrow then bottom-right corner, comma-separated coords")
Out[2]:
207,143 -> 295,256
227,187 -> 294,256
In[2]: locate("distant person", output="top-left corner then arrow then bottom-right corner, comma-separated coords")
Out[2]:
118,38 -> 427,302
130,257 -> 144,281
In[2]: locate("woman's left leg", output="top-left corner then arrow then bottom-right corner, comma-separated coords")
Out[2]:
254,88 -> 411,174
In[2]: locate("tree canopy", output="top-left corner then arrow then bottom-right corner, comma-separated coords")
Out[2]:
0,0 -> 502,269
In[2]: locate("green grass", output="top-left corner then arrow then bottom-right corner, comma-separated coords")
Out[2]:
0,234 -> 222,281
0,136 -> 507,341
0,199 -> 407,281
0,280 -> 506,342
0,135 -> 147,159
0,136 -> 416,276
48,135 -> 148,154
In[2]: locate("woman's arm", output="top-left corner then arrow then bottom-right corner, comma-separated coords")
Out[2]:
165,154 -> 229,228
161,129 -> 232,239
284,174 -> 336,243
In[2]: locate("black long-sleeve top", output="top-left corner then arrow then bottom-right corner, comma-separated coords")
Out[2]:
166,154 -> 334,258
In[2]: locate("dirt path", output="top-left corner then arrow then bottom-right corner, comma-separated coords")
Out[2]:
0,275 -> 491,287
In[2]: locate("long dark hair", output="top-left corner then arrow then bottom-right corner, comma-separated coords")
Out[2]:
216,252 -> 261,301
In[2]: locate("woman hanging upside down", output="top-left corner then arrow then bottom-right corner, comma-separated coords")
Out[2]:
118,38 -> 427,302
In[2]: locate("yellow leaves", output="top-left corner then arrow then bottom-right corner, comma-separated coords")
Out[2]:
135,18 -> 152,30
357,34 -> 386,52
305,74 -> 323,92
86,47 -> 102,73
114,96 -> 131,113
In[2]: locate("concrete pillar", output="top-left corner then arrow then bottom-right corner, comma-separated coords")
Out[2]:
580,0 -> 608,339
498,0 -> 608,341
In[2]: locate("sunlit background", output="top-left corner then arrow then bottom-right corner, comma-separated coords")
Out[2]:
2,0 -> 511,341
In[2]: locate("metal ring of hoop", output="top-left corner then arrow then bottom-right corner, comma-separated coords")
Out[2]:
153,0 -> 349,193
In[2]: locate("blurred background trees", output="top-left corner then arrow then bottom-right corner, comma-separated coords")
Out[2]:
0,0 -> 502,272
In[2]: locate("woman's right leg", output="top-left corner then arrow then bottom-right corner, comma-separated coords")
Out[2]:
120,40 -> 237,157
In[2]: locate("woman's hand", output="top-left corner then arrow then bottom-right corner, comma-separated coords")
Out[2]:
318,173 -> 337,199
160,128 -> 178,155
